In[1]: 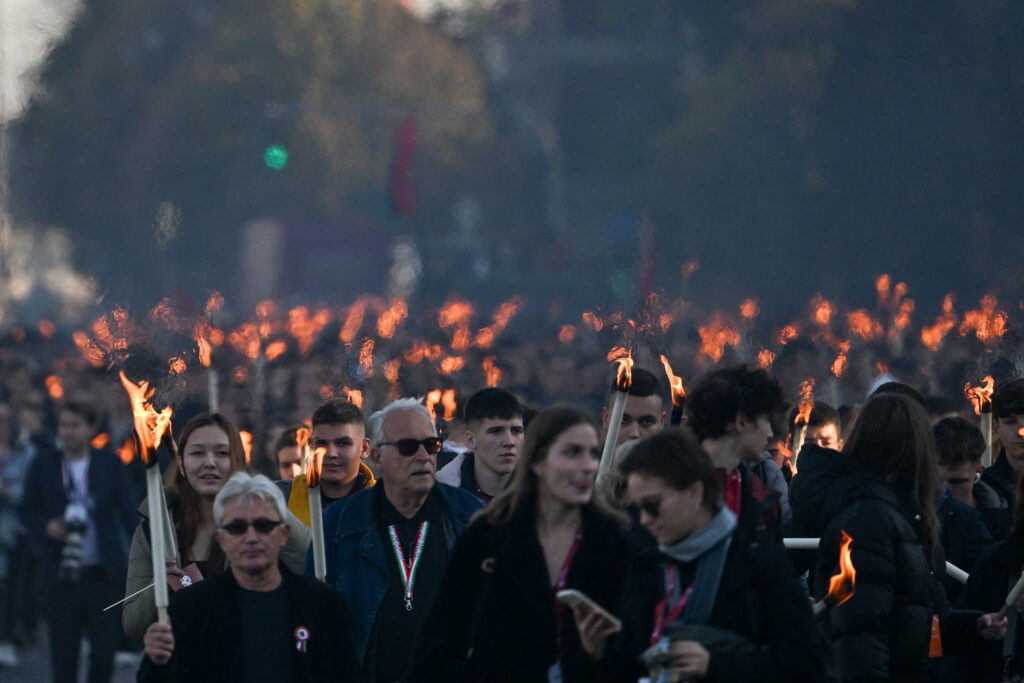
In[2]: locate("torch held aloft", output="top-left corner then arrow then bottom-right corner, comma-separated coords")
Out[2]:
308,488 -> 327,581
598,390 -> 628,483
146,466 -> 170,624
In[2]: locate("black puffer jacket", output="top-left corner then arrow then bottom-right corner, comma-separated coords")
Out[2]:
790,445 -> 985,682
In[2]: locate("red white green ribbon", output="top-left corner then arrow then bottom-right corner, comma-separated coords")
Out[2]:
387,521 -> 430,611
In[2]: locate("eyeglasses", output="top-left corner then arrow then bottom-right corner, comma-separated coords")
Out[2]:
377,437 -> 443,456
219,518 -> 283,536
627,498 -> 663,519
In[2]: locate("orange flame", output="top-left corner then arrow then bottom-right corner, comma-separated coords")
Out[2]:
344,388 -> 364,410
920,294 -> 957,351
777,325 -> 799,346
439,356 -> 465,375
91,432 -> 110,450
360,339 -> 375,375
659,355 -> 686,407
438,299 -> 475,328
441,389 -> 457,421
118,436 -> 137,464
265,341 -> 288,362
45,375 -> 64,400
239,430 -> 253,465
205,291 -> 225,315
608,348 -> 634,391
739,298 -> 759,321
384,360 -> 401,384
959,295 -> 1007,344
195,324 -> 214,367
964,376 -> 995,415
758,349 -> 777,369
376,299 -> 408,339
831,341 -> 851,378
288,306 -> 332,355
795,379 -> 815,426
297,427 -> 325,487
847,310 -> 883,341
425,390 -> 443,421
319,385 -> 334,400
168,356 -> 188,374
474,296 -> 525,349
73,331 -> 106,367
810,295 -> 834,328
228,323 -> 261,360
581,312 -> 604,332
558,325 -> 577,345
698,314 -> 741,362
38,319 -> 55,338
119,371 -> 174,467
404,341 -> 443,365
893,298 -> 915,332
875,274 -> 892,305
482,357 -> 502,387
340,297 -> 371,345
825,530 -> 856,607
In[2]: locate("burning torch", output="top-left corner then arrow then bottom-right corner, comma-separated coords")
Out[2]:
119,371 -> 175,624
659,355 -> 686,427
598,348 -> 633,483
299,428 -> 327,581
965,376 -> 995,468
813,530 -> 855,616
792,379 -> 815,468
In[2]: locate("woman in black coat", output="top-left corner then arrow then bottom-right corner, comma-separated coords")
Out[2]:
407,406 -> 630,683
790,393 -> 1006,682
576,428 -> 835,682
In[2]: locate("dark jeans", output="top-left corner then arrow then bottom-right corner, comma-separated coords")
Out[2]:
47,566 -> 122,683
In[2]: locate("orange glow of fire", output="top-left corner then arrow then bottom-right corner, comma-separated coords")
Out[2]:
810,295 -> 834,327
384,360 -> 401,384
658,312 -> 678,332
740,298 -> 759,321
119,371 -> 174,467
376,299 -> 408,339
558,325 -> 577,345
825,530 -> 856,607
360,339 -> 375,375
148,300 -> 181,330
265,341 -> 288,362
438,299 -> 475,328
73,331 -> 107,367
920,295 -> 958,351
118,436 -> 137,464
795,379 -> 815,425
345,388 -> 364,410
91,432 -> 110,450
425,390 -> 443,421
758,349 -> 777,369
482,357 -> 502,387
205,292 -> 225,315
340,297 -> 371,345
441,389 -> 457,421
659,355 -> 686,407
319,385 -> 334,400
404,341 -> 443,365
228,323 -> 261,360
831,342 -> 851,378
681,259 -> 701,279
893,298 -> 915,332
581,312 -> 604,332
195,324 -> 214,367
240,430 -> 253,465
474,297 -> 525,349
45,375 -> 64,400
168,356 -> 188,374
777,325 -> 799,345
964,376 -> 995,415
609,348 -> 634,391
439,356 -> 465,375
846,310 -> 882,341
232,366 -> 248,383
875,274 -> 892,305
1018,428 -> 1024,440
38,319 -> 55,338
875,361 -> 889,376
959,295 -> 1007,344
451,327 -> 472,351
288,306 -> 332,356
698,314 -> 741,362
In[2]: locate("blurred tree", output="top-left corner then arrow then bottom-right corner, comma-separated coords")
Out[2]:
13,0 -> 496,301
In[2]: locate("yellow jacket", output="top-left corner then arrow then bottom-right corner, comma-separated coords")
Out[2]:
286,462 -> 377,526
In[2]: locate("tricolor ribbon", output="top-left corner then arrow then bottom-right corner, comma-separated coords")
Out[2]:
294,626 -> 310,653
387,521 -> 430,612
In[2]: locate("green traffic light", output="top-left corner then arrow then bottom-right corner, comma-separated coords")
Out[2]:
264,145 -> 289,170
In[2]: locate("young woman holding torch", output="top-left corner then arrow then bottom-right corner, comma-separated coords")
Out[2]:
122,413 -> 311,642
575,428 -> 834,682
790,393 -> 1006,682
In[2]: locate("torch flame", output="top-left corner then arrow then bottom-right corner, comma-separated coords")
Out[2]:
698,315 -> 741,363
659,355 -> 686,408
239,430 -> 253,465
376,299 -> 408,339
581,312 -> 604,332
558,325 -> 577,345
825,530 -> 856,607
118,436 -> 137,465
847,310 -> 883,341
482,357 -> 502,387
739,298 -> 759,321
359,339 -> 375,375
608,348 -> 634,391
91,432 -> 110,450
777,325 -> 799,346
45,375 -> 64,400
758,349 -> 777,369
441,389 -> 457,421
297,427 -> 325,487
119,371 -> 174,468
810,295 -> 834,328
345,388 -> 364,409
831,342 -> 851,378
964,376 -> 995,415
959,295 -> 1007,344
425,390 -> 443,421
795,379 -> 815,426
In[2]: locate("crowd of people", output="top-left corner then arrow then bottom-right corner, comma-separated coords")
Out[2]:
1,289 -> 1024,680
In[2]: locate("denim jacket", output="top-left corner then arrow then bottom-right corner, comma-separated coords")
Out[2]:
310,483 -> 483,669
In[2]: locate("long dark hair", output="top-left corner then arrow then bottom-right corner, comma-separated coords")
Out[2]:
619,428 -> 722,511
485,405 -> 621,526
842,393 -> 940,546
165,413 -> 247,571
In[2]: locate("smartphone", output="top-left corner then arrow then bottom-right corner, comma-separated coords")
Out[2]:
556,589 -> 622,630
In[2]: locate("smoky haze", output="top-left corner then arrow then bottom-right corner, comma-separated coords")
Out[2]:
2,0 -> 1022,322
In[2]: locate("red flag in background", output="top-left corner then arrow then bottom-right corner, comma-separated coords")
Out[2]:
389,117 -> 417,217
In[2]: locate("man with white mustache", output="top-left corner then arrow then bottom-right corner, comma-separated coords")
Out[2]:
313,398 -> 483,683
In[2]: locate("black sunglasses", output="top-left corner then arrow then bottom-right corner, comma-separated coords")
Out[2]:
377,437 -> 444,456
219,518 -> 283,536
627,498 -> 663,519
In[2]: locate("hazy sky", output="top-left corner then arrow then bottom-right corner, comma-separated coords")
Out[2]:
1,0 -> 81,121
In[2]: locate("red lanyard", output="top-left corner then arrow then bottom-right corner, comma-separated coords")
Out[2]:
650,564 -> 693,644
553,528 -> 584,650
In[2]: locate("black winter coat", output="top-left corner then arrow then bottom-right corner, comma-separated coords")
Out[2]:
407,505 -> 630,683
956,523 -> 1024,681
981,454 -> 1017,515
607,528 -> 836,682
137,565 -> 366,683
791,445 -> 985,682
937,489 -> 995,604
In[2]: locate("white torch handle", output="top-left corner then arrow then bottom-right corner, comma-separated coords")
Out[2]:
146,467 -> 169,623
309,487 -> 327,581
598,390 -> 628,483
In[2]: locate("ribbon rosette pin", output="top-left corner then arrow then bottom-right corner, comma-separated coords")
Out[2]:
294,626 -> 310,652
